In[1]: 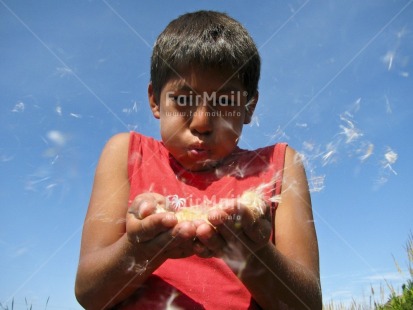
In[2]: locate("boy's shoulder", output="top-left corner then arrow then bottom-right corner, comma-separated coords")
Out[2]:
128,131 -> 165,151
222,143 -> 288,177
104,132 -> 131,151
100,132 -> 131,158
235,143 -> 288,161
108,132 -> 159,151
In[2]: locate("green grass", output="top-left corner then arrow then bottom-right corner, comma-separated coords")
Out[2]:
374,233 -> 413,310
324,233 -> 413,310
0,297 -> 49,310
375,280 -> 413,310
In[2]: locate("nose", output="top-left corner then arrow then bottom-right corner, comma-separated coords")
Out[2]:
189,103 -> 213,136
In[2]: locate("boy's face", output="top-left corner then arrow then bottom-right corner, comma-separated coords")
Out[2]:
148,67 -> 257,172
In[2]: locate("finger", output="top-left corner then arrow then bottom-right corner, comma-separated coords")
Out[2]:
207,207 -> 248,247
195,222 -> 225,255
127,212 -> 177,243
170,221 -> 197,240
207,209 -> 231,227
244,218 -> 272,243
129,192 -> 169,219
193,240 -> 207,256
193,241 -> 214,258
147,222 -> 196,258
150,192 -> 169,209
217,198 -> 239,215
215,216 -> 243,244
240,206 -> 272,242
129,196 -> 157,219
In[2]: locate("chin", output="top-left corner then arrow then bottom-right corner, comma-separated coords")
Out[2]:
201,158 -> 220,166
186,159 -> 219,172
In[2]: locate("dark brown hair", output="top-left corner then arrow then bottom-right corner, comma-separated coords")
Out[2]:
150,10 -> 260,102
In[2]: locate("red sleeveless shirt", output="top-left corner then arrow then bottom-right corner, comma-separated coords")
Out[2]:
120,132 -> 287,310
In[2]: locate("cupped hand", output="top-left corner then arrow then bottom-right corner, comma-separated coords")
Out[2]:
194,198 -> 272,267
126,193 -> 198,261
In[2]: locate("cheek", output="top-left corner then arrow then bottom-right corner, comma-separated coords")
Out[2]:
160,113 -> 181,128
160,115 -> 186,141
215,118 -> 243,137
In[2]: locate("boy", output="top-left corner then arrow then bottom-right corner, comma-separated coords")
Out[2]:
75,10 -> 321,310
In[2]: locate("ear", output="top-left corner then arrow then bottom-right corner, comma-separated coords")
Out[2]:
148,82 -> 160,119
243,91 -> 258,124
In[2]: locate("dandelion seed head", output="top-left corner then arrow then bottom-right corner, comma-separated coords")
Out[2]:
127,257 -> 149,275
214,167 -> 226,179
359,143 -> 374,162
164,290 -> 183,310
268,195 -> 282,204
396,27 -> 407,39
12,101 -> 25,112
293,151 -> 305,165
122,101 -> 139,115
127,124 -> 138,131
56,66 -> 74,77
323,150 -> 335,165
382,51 -> 395,71
385,96 -> 392,114
384,148 -> 398,165
56,105 -> 62,116
322,143 -> 337,166
45,183 -> 57,190
296,122 -> 308,128
232,164 -> 247,178
302,141 -> 315,152
47,130 -> 66,147
266,126 -> 289,143
379,147 -> 398,176
309,175 -> 325,193
351,98 -> 361,114
339,115 -> 363,144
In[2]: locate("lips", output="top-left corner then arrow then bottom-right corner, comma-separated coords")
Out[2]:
188,143 -> 210,158
189,148 -> 208,156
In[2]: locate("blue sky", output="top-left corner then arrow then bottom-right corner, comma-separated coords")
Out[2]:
1,0 -> 412,308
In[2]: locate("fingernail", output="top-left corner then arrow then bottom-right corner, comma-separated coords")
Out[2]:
137,200 -> 150,219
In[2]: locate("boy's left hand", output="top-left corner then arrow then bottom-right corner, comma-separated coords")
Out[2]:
194,198 -> 272,267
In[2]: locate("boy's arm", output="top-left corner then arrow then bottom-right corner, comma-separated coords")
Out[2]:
75,132 -> 153,309
240,146 -> 322,309
75,133 -> 196,309
198,145 -> 321,309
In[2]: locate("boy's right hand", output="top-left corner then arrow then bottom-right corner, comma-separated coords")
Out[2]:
126,193 -> 197,262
